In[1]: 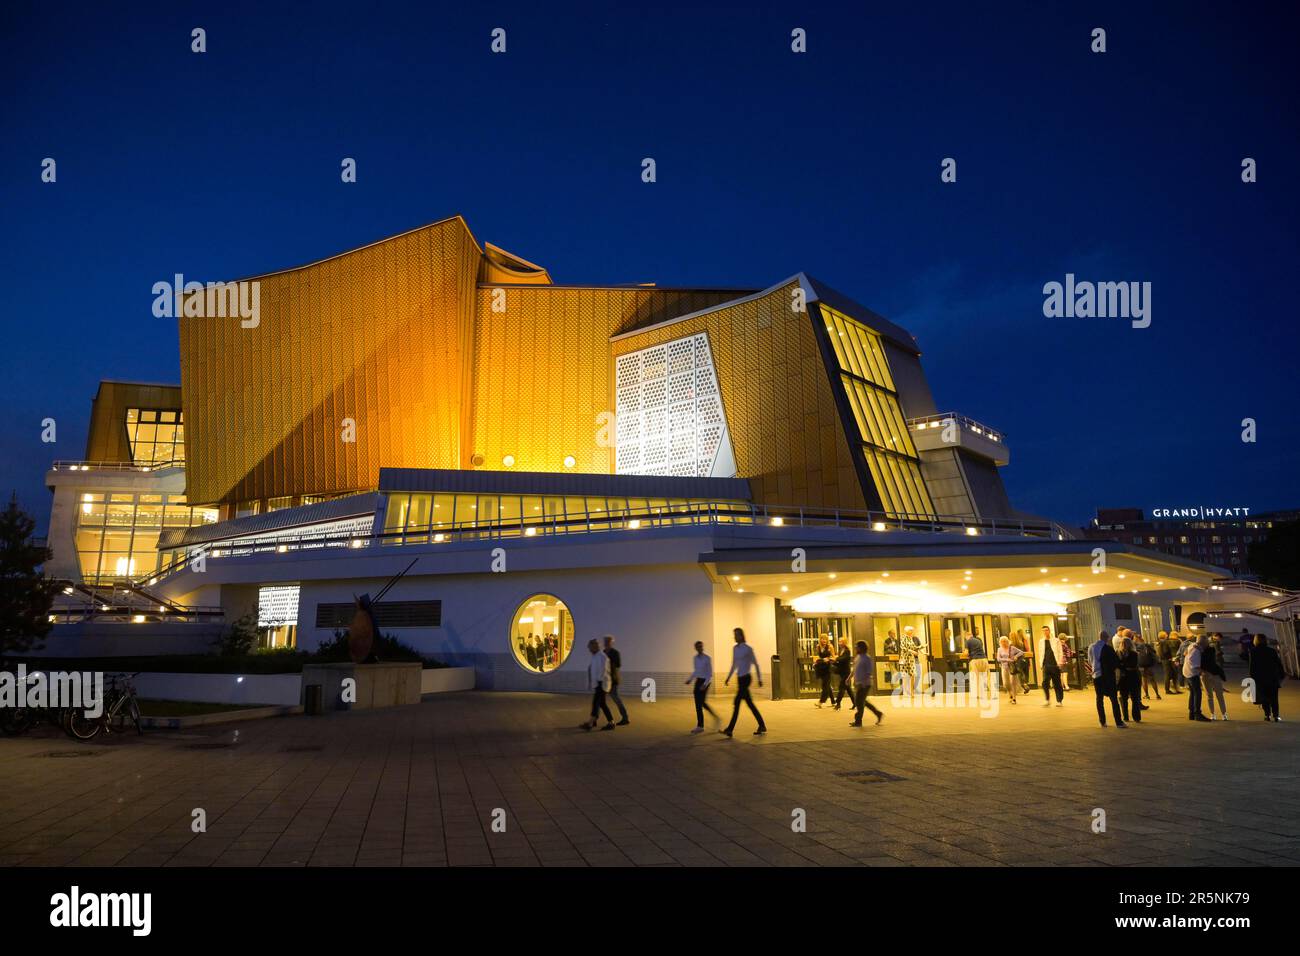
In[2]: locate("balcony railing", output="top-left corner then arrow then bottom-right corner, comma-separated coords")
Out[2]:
906,413 -> 1005,445
138,501 -> 1071,586
50,460 -> 183,474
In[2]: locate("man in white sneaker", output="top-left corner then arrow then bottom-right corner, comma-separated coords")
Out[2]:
684,640 -> 718,733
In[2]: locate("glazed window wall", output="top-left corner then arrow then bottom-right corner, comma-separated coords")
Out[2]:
380,493 -> 753,543
820,305 -> 935,519
125,408 -> 184,466
75,492 -> 218,583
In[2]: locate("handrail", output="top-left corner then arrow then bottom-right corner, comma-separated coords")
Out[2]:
906,412 -> 1005,445
50,460 -> 183,473
137,500 -> 1067,587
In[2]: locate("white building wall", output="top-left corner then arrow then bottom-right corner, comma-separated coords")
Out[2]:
284,562 -> 754,696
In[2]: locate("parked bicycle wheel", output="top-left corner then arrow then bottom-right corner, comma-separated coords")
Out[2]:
64,707 -> 103,741
109,696 -> 143,735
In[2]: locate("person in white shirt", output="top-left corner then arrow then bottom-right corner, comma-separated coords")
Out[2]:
580,639 -> 616,731
723,627 -> 767,736
683,640 -> 718,733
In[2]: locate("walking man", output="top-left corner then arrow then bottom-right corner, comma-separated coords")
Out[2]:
849,641 -> 884,726
832,637 -> 853,711
723,627 -> 767,737
602,635 -> 630,725
580,638 -> 616,731
684,640 -> 718,733
1038,625 -> 1065,706
964,630 -> 991,704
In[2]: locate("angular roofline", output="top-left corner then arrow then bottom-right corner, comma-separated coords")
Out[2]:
480,283 -> 757,293
93,379 -> 182,392
223,214 -> 482,284
606,273 -> 921,355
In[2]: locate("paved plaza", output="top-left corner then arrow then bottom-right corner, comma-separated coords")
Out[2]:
2,668 -> 1298,868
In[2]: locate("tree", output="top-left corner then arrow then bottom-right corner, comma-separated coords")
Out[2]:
212,612 -> 260,656
1247,519 -> 1300,591
0,495 -> 58,657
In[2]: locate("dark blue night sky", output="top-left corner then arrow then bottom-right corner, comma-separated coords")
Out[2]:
2,1 -> 1297,528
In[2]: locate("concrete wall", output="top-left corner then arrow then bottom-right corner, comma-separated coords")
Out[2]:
133,672 -> 301,705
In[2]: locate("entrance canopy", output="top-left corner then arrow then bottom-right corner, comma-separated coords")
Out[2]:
700,538 -> 1222,616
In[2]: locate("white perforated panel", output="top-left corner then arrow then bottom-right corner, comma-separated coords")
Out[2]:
614,333 -> 734,478
257,585 -> 300,627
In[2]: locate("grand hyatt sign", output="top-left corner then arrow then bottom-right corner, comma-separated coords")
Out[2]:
1150,506 -> 1251,519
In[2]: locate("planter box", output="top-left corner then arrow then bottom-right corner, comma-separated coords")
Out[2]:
301,661 -> 422,711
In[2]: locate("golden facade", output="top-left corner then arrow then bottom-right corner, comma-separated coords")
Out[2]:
176,216 -> 940,518
179,216 -> 480,506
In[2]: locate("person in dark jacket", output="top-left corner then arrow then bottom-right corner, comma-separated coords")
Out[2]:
1249,634 -> 1285,722
813,634 -> 834,708
1157,631 -> 1181,694
602,635 -> 630,725
832,638 -> 853,711
1117,636 -> 1144,723
1091,631 -> 1126,728
1135,634 -> 1162,700
1201,633 -> 1229,720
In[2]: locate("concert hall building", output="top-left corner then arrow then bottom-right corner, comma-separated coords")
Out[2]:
42,215 -> 1249,695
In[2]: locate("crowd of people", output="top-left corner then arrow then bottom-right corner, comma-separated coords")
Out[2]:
578,625 -> 1288,734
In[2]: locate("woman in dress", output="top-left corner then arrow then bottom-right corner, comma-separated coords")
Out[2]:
898,626 -> 922,697
996,636 -> 1024,703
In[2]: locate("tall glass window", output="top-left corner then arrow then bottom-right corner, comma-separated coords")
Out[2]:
125,408 -> 185,466
820,305 -> 935,518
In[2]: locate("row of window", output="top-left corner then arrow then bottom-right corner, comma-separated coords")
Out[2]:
125,407 -> 185,466
819,306 -> 935,519
75,493 -> 217,583
381,492 -> 750,539
823,305 -> 896,390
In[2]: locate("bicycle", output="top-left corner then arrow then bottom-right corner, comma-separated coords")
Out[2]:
0,668 -> 73,737
65,672 -> 143,740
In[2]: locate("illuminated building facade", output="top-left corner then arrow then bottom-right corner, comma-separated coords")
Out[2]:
43,216 -> 1256,691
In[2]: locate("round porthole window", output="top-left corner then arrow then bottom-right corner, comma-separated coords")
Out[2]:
510,594 -> 574,673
